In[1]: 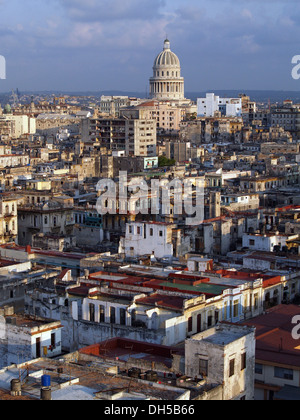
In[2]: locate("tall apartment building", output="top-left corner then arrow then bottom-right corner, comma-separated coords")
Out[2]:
125,118 -> 157,157
81,110 -> 156,157
135,100 -> 185,133
0,115 -> 36,138
121,108 -> 157,157
81,116 -> 126,151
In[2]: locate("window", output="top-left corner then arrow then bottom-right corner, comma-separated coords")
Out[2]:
241,353 -> 247,371
249,239 -> 255,246
89,303 -> 95,322
150,228 -> 154,236
255,364 -> 263,375
100,305 -> 105,323
224,301 -> 228,320
233,300 -> 239,318
51,333 -> 56,349
159,230 -> 163,237
188,317 -> 193,332
254,294 -> 259,310
110,307 -> 116,324
274,367 -> 293,381
131,309 -> 136,324
36,337 -> 41,358
229,359 -> 235,377
215,311 -> 219,324
120,308 -> 126,326
197,314 -> 202,333
199,359 -> 208,377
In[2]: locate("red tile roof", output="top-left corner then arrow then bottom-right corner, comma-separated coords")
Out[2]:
135,294 -> 185,311
243,305 -> 300,369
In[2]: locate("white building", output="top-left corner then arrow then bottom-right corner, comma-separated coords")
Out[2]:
197,93 -> 242,117
119,222 -> 175,259
185,323 -> 256,400
0,115 -> 36,138
0,310 -> 63,368
242,233 -> 298,253
0,154 -> 29,169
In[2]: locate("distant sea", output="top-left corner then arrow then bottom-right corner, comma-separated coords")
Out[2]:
1,89 -> 300,106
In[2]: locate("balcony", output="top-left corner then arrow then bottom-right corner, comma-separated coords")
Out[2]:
3,212 -> 16,219
3,231 -> 16,237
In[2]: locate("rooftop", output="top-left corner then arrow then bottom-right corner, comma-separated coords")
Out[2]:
190,323 -> 255,347
135,294 -> 186,311
243,305 -> 300,369
80,338 -> 184,368
0,358 -> 189,401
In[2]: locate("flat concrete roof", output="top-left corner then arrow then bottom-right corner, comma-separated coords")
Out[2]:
0,358 -> 187,400
191,324 -> 255,346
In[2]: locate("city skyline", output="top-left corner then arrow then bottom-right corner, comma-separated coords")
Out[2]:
0,0 -> 300,93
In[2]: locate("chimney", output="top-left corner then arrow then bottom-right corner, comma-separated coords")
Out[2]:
26,245 -> 31,254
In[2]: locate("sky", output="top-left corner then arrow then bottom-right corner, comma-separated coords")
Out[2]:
0,0 -> 300,93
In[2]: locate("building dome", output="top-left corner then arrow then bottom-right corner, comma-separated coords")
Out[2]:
153,39 -> 181,68
4,104 -> 11,114
149,39 -> 185,101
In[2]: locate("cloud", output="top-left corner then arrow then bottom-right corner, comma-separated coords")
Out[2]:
60,0 -> 166,22
1,0 -> 300,91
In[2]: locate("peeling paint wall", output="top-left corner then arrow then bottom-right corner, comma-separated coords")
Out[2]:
185,325 -> 256,400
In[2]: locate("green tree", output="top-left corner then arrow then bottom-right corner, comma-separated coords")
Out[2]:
158,155 -> 176,167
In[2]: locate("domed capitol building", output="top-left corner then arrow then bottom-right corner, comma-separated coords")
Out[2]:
149,39 -> 189,104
